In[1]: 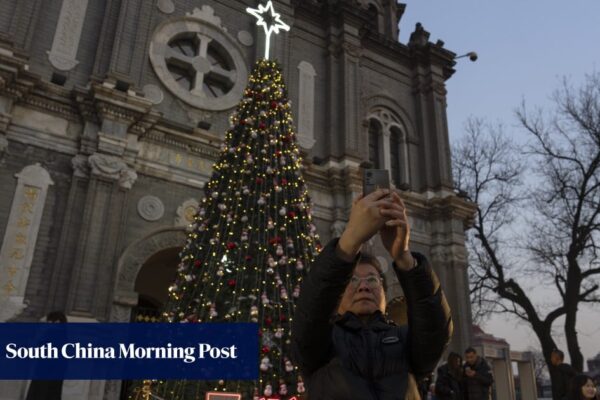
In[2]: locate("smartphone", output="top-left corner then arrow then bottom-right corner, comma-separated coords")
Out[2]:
363,169 -> 390,196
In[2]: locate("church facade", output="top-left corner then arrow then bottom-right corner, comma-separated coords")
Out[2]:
0,0 -> 476,398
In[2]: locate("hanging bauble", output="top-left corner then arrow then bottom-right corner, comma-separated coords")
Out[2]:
211,191 -> 219,199
293,285 -> 301,298
250,305 -> 259,317
278,256 -> 287,266
258,196 -> 266,205
218,203 -> 226,211
194,260 -> 202,268
265,316 -> 272,326
281,178 -> 288,186
279,207 -> 287,216
297,377 -> 306,393
256,177 -> 263,184
287,211 -> 296,218
227,279 -> 236,288
260,356 -> 271,371
259,121 -> 266,129
280,287 -> 288,300
226,242 -> 237,250
263,384 -> 273,397
270,101 -> 278,109
267,218 -> 274,230
275,244 -> 284,256
278,380 -> 288,396
261,292 -> 269,305
284,357 -> 294,372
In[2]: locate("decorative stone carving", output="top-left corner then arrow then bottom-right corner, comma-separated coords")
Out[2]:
297,61 -> 317,150
47,0 -> 89,71
71,154 -> 90,178
330,220 -> 346,238
142,84 -> 164,105
237,30 -> 254,47
148,8 -> 248,110
156,0 -> 175,14
0,164 -> 54,321
137,195 -> 165,222
187,5 -> 226,31
88,153 -> 138,189
175,198 -> 199,227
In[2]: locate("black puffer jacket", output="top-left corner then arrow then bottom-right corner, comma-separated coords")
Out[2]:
291,238 -> 452,400
464,358 -> 493,400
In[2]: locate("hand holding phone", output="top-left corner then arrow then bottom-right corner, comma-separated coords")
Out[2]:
363,169 -> 390,196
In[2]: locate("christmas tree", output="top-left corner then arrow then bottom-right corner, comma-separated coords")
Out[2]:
142,57 -> 319,400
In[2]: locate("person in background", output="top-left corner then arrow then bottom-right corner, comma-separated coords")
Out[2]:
25,311 -> 68,400
463,347 -> 493,400
551,349 -> 578,400
436,352 -> 464,400
568,374 -> 599,400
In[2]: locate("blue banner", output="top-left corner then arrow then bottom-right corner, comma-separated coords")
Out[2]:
0,323 -> 258,379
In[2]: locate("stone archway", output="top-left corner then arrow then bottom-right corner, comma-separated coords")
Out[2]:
105,228 -> 187,400
110,227 -> 187,323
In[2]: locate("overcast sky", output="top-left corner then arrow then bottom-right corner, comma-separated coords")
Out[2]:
399,1 -> 600,366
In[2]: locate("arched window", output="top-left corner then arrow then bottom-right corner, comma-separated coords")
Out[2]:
390,127 -> 402,186
368,119 -> 382,168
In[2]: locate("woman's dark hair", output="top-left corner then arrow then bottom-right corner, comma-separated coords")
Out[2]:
357,252 -> 387,291
46,311 -> 67,323
447,352 -> 462,364
569,374 -> 596,400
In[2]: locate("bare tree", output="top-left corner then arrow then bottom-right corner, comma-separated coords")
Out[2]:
453,73 -> 600,379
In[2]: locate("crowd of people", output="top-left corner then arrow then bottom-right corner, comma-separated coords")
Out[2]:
422,347 -> 599,400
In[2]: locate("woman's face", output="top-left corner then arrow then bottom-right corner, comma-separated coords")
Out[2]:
582,379 -> 597,399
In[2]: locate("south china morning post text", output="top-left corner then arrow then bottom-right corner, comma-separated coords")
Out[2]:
5,342 -> 239,364
0,323 -> 258,380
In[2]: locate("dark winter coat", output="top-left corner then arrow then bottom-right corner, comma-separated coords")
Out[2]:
463,358 -> 493,400
436,364 -> 464,400
291,238 -> 452,400
551,363 -> 577,400
26,380 -> 63,400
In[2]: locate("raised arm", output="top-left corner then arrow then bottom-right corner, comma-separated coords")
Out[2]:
379,191 -> 452,378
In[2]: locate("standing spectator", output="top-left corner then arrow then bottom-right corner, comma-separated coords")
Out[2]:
551,349 -> 578,400
25,311 -> 67,400
568,374 -> 599,400
436,352 -> 464,400
463,347 -> 493,400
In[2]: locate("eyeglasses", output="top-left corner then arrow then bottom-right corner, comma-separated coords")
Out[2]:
349,275 -> 382,289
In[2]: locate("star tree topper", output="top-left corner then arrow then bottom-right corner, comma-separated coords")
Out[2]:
246,1 -> 290,60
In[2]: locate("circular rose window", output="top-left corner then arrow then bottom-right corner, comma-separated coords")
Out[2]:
149,14 -> 248,111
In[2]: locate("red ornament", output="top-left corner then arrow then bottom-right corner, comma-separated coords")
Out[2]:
275,150 -> 282,156
269,236 -> 282,245
261,345 -> 270,354
281,178 -> 287,185
265,316 -> 272,326
259,122 -> 266,130
194,260 -> 202,268
227,242 -> 237,250
256,177 -> 263,184
228,279 -> 236,288
255,93 -> 263,101
270,101 -> 278,109
245,255 -> 253,261
280,315 -> 287,322
240,119 -> 246,125
287,211 -> 296,218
